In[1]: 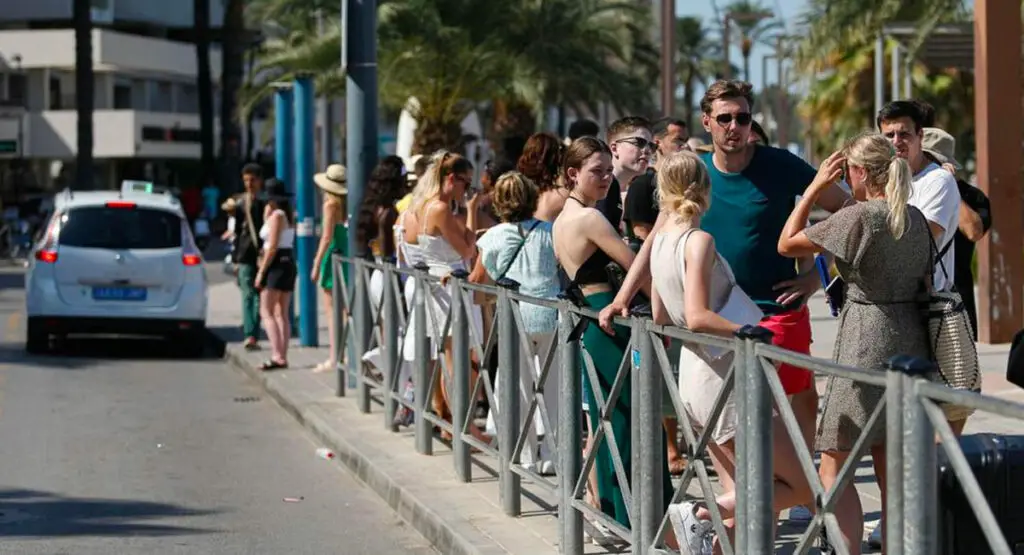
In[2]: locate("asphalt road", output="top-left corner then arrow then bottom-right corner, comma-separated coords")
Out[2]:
0,268 -> 436,555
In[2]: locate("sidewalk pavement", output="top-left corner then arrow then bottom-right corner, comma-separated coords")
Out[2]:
207,279 -> 1017,555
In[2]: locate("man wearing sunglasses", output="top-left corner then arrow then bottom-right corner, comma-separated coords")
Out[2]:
597,116 -> 653,235
599,80 -> 853,458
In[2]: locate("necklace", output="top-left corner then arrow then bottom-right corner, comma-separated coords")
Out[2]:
567,195 -> 587,207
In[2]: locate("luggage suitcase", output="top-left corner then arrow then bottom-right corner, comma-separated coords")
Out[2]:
938,433 -> 1024,554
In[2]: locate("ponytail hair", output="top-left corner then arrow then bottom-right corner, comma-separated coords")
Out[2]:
842,131 -> 913,239
885,156 -> 912,239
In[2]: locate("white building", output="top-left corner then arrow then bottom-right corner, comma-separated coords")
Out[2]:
0,0 -> 227,193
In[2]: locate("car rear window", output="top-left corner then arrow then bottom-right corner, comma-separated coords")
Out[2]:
59,206 -> 183,249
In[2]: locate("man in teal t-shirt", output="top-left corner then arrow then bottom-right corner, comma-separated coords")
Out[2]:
696,80 -> 852,455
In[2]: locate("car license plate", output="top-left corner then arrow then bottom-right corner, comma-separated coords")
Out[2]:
92,286 -> 147,301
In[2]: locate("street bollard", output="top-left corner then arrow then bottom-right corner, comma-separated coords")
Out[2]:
381,259 -> 399,431
734,325 -> 775,555
557,303 -> 583,555
496,278 -> 521,517
449,269 -> 472,482
634,318 -> 664,552
413,265 -> 432,456
332,254 -> 346,397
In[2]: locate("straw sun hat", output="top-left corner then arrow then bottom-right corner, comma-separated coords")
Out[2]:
313,164 -> 348,196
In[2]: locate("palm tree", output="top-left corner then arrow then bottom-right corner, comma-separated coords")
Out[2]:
195,0 -> 215,187
220,0 -> 247,186
723,0 -> 781,81
73,0 -> 93,189
676,16 -> 728,128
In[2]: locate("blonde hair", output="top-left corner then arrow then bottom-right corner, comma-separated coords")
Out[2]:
843,131 -> 912,239
657,150 -> 711,221
491,171 -> 539,223
408,150 -> 473,217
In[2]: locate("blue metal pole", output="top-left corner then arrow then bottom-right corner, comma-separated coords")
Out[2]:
273,85 -> 297,330
345,0 -> 379,388
294,76 -> 318,347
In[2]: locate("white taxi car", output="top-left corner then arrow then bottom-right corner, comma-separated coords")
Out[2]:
24,182 -> 208,354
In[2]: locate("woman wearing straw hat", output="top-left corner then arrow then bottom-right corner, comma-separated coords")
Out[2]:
311,164 -> 349,374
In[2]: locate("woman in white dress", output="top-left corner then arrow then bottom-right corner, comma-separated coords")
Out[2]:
401,151 -> 487,442
649,151 -> 811,554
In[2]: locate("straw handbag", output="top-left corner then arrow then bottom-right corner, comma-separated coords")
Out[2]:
926,236 -> 980,420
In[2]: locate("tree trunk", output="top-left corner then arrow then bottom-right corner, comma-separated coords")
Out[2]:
73,0 -> 93,190
219,0 -> 245,191
413,117 -> 463,156
489,97 -> 537,161
683,70 -> 696,130
194,0 -> 215,188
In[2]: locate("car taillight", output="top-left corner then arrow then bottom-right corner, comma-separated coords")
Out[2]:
35,250 -> 58,264
182,254 -> 202,266
106,201 -> 137,209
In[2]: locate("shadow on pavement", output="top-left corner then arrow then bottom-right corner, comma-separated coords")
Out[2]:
0,488 -> 219,538
0,335 -> 225,370
0,271 -> 24,292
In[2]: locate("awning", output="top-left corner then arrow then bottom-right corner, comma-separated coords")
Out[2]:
883,23 -> 978,71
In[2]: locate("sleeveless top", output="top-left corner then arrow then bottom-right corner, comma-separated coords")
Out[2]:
649,228 -> 734,328
259,209 -> 295,249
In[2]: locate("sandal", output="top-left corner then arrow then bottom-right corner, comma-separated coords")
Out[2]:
260,359 -> 288,371
668,457 -> 688,476
244,342 -> 261,352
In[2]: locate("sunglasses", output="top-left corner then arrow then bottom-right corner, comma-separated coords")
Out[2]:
615,137 -> 655,151
714,112 -> 753,127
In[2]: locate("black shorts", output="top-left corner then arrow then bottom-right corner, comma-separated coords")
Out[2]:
263,249 -> 297,292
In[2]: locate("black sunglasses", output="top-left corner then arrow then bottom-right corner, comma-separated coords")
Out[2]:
714,112 -> 753,127
614,137 -> 655,151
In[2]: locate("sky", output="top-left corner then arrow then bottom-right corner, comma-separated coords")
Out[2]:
677,0 -> 809,92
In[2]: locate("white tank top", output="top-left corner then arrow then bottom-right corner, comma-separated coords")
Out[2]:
259,209 -> 295,249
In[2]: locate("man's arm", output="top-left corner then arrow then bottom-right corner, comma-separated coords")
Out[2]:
958,203 -> 984,242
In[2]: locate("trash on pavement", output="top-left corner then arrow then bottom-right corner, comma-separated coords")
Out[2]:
316,447 -> 335,460
283,497 -> 304,503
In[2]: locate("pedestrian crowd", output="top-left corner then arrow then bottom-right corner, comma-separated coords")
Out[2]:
224,79 -> 992,555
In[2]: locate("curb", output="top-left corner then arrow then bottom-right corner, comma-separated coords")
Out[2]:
208,332 -> 506,555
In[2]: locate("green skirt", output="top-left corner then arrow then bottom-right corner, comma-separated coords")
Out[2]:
580,291 -> 674,529
318,223 -> 349,292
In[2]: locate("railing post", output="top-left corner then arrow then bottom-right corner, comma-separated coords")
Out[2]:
634,318 -> 663,552
355,258 -> 372,413
734,325 -> 775,554
381,259 -> 399,431
558,303 -> 583,555
413,263 -> 433,455
332,254 -> 346,397
497,278 -> 522,516
449,269 -> 472,482
885,356 -> 907,555
893,355 -> 938,555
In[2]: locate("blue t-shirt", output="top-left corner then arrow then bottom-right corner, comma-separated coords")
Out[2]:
202,186 -> 219,218
699,146 -> 816,313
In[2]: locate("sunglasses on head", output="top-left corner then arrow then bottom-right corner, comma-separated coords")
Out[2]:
714,112 -> 753,126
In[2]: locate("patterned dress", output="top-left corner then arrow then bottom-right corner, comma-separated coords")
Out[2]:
805,200 -> 932,451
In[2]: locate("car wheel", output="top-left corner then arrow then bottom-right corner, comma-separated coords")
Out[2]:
25,319 -> 48,354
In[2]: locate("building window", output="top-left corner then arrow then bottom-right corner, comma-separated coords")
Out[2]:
148,80 -> 173,113
177,83 -> 198,114
113,77 -> 133,110
49,76 -> 62,110
7,73 -> 25,107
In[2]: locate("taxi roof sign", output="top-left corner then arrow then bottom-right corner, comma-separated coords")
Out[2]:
121,180 -> 169,195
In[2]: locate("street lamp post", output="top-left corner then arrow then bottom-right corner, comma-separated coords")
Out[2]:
760,53 -> 775,137
660,0 -> 675,116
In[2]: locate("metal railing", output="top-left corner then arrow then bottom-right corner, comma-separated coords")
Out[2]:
329,253 -> 1024,555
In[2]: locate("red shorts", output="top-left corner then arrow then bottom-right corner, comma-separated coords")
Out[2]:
759,306 -> 814,395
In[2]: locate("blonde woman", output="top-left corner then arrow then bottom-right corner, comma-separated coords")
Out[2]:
471,171 -> 560,474
649,151 -> 811,554
311,164 -> 348,373
778,133 -> 931,554
401,151 -> 487,442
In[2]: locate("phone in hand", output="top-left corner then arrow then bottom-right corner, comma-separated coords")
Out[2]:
815,254 -> 845,317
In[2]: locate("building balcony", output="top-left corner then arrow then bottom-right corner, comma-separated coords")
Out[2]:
0,109 -> 221,160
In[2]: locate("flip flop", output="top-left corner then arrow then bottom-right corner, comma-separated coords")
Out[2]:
260,360 -> 288,370
312,361 -> 334,373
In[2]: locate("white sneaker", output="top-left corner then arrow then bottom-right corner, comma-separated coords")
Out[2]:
537,460 -> 556,476
867,521 -> 882,548
582,520 -> 621,547
667,501 -> 714,555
